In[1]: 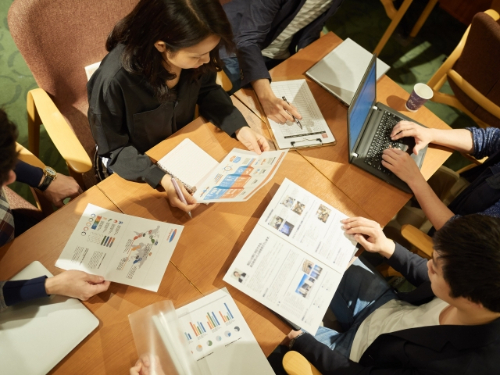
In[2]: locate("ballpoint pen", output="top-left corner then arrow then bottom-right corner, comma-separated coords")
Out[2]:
282,96 -> 303,129
171,177 -> 192,218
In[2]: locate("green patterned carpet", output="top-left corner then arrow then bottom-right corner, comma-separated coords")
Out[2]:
1,0 -> 474,203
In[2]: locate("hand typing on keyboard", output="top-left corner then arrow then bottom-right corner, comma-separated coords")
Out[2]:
381,148 -> 424,188
390,120 -> 432,155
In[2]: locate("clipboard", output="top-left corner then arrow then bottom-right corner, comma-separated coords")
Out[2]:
262,78 -> 337,150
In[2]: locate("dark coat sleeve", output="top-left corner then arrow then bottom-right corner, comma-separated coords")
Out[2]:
1,276 -> 49,311
385,243 -> 430,287
230,0 -> 283,87
293,0 -> 345,50
88,79 -> 166,189
13,160 -> 44,188
197,72 -> 248,136
292,334 -> 417,375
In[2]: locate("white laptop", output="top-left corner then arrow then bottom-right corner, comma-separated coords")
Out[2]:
0,261 -> 99,375
306,38 -> 390,106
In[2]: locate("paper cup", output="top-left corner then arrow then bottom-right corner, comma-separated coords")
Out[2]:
405,83 -> 433,112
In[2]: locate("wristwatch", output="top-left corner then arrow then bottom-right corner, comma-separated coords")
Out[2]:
38,166 -> 57,191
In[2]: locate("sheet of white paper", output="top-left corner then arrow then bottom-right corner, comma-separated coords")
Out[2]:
223,179 -> 357,334
157,138 -> 219,191
175,288 -> 274,375
56,204 -> 183,292
192,148 -> 287,203
269,80 -> 335,149
259,178 -> 357,273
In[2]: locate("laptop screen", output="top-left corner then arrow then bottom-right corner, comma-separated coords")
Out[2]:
348,57 -> 377,154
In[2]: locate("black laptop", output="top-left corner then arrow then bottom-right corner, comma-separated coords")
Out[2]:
347,55 -> 427,193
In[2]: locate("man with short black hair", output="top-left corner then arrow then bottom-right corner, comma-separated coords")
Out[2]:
273,214 -> 500,374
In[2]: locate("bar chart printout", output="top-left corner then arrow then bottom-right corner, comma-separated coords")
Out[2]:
176,288 -> 274,375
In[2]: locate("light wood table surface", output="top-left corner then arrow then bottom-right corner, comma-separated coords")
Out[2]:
0,186 -> 203,374
96,113 -> 372,356
234,32 -> 453,225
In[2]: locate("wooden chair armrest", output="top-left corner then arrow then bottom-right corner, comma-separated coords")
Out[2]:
448,70 -> 500,120
27,88 -> 92,174
216,70 -> 233,92
283,351 -> 322,375
401,224 -> 433,258
16,142 -> 45,169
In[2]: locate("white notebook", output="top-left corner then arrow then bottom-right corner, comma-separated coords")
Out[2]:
157,138 -> 219,193
0,261 -> 98,375
306,38 -> 390,105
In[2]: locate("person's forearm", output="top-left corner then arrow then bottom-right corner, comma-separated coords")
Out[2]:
409,177 -> 455,230
428,128 -> 474,153
251,79 -> 273,101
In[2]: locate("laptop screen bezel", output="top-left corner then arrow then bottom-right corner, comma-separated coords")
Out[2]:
347,54 -> 378,162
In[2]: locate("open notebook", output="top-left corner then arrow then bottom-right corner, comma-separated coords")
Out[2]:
157,138 -> 218,193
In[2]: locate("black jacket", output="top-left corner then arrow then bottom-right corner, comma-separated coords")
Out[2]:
293,244 -> 500,374
87,44 -> 247,188
223,0 -> 345,86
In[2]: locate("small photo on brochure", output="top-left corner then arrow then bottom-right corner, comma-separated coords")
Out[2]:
296,274 -> 314,298
281,196 -> 295,208
314,265 -> 323,274
231,268 -> 247,283
302,260 -> 314,274
310,271 -> 320,279
292,201 -> 305,215
316,204 -> 331,223
279,221 -> 294,236
269,216 -> 284,229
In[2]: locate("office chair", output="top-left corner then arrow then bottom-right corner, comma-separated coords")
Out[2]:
8,0 -> 139,189
427,10 -> 500,128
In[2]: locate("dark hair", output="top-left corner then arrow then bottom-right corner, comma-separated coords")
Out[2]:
0,109 -> 19,185
106,0 -> 234,101
433,214 -> 500,312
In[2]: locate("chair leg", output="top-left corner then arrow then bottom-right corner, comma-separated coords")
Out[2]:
374,0 -> 413,56
27,90 -> 41,157
409,0 -> 439,37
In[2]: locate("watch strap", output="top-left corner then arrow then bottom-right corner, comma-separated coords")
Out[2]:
38,172 -> 55,191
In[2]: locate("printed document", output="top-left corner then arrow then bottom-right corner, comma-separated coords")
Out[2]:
56,204 -> 183,292
175,288 -> 274,375
223,179 -> 357,333
157,139 -> 288,202
268,79 -> 336,149
192,148 -> 287,203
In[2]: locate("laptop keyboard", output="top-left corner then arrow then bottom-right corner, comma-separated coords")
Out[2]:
364,111 -> 403,174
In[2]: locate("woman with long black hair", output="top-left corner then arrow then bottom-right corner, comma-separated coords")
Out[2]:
88,0 -> 269,213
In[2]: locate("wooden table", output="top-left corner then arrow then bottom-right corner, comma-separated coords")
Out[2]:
234,32 -> 453,225
0,187 -> 203,374
96,114 -> 372,356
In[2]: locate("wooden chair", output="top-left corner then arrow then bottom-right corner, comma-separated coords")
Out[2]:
283,351 -> 322,375
376,0 -> 439,55
8,0 -> 139,189
426,10 -> 500,128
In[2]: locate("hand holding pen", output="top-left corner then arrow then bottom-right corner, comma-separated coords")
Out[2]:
160,175 -> 198,217
282,96 -> 303,129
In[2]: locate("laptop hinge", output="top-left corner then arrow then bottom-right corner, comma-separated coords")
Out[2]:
351,152 -> 358,158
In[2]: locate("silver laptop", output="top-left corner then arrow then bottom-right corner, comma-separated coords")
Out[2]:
306,38 -> 390,106
348,55 -> 427,193
0,261 -> 99,375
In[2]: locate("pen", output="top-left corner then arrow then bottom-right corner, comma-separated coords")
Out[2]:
282,96 -> 303,129
171,177 -> 192,218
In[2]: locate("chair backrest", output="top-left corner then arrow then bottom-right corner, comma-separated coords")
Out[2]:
450,12 -> 500,127
8,0 -> 139,157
